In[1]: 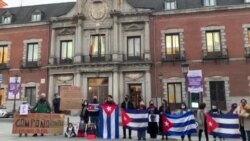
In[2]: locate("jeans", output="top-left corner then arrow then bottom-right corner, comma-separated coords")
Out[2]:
240,126 -> 247,141
123,127 -> 131,138
90,116 -> 99,137
247,131 -> 250,141
137,130 -> 146,140
198,129 -> 209,141
181,134 -> 191,141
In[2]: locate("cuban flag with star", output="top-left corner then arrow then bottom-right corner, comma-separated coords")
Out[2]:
99,104 -> 119,139
206,113 -> 241,138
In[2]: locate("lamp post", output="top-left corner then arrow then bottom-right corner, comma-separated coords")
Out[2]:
12,74 -> 19,113
181,63 -> 190,108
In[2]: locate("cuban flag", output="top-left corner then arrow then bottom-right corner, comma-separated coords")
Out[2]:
121,109 -> 148,130
87,103 -> 99,112
163,111 -> 197,136
99,104 -> 119,139
206,114 -> 241,138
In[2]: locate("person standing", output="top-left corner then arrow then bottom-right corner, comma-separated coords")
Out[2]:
227,103 -> 238,114
159,99 -> 171,140
80,99 -> 89,123
88,96 -> 100,137
209,105 -> 223,141
238,99 -> 250,141
121,95 -> 134,139
52,93 -> 61,113
137,101 -> 146,140
197,103 -> 208,141
18,99 -> 29,137
31,93 -> 51,137
105,95 -> 116,105
147,100 -> 159,139
179,102 -> 192,141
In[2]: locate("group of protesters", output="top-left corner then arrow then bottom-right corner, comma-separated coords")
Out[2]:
17,93 -> 250,141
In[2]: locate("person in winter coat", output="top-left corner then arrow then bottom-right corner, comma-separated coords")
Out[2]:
32,94 -> 51,137
179,102 -> 192,141
209,105 -> 223,141
137,101 -> 146,140
147,100 -> 159,139
52,94 -> 61,113
88,96 -> 100,137
80,99 -> 89,123
121,95 -> 134,139
159,99 -> 171,140
238,99 -> 250,141
197,103 -> 208,141
65,123 -> 76,138
227,103 -> 238,114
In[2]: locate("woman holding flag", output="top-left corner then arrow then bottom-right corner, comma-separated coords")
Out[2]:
178,102 -> 192,141
159,99 -> 171,140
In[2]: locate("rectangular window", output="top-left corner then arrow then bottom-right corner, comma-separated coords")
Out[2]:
164,0 -> 177,10
2,16 -> 11,24
31,13 -> 41,22
90,35 -> 106,56
165,34 -> 180,55
206,31 -> 221,52
60,40 -> 73,60
127,36 -> 141,57
27,43 -> 38,62
0,45 -> 8,64
209,81 -> 226,110
204,0 -> 216,6
88,78 -> 108,103
25,87 -> 36,106
167,83 -> 182,110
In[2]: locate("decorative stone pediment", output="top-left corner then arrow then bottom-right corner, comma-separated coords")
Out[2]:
57,28 -> 75,35
124,24 -> 144,31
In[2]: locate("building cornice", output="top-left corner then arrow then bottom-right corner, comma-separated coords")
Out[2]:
0,22 -> 48,29
154,4 -> 250,16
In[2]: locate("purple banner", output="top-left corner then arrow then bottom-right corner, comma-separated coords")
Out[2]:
187,70 -> 203,93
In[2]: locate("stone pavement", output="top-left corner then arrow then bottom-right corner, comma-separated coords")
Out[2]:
0,116 -> 242,141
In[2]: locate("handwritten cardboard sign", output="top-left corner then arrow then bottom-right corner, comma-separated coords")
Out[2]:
60,86 -> 83,110
12,113 -> 64,134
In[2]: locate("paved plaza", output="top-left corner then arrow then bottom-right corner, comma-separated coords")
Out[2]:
0,116 -> 243,141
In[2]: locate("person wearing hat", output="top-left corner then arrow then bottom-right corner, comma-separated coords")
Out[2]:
121,95 -> 134,139
137,101 -> 146,140
31,94 -> 51,137
238,99 -> 250,141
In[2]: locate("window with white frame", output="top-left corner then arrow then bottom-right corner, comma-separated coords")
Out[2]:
164,0 -> 177,10
204,0 -> 216,6
205,31 -> 221,52
167,83 -> 183,110
26,43 -> 39,62
60,40 -> 73,60
2,16 -> 11,24
127,36 -> 141,57
31,13 -> 42,22
165,34 -> 180,55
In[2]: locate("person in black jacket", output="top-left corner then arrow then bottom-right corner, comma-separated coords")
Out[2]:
52,94 -> 61,113
80,99 -> 89,124
147,100 -> 159,139
88,96 -> 100,137
159,99 -> 171,140
121,95 -> 134,139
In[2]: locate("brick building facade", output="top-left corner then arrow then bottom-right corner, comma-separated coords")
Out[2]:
150,0 -> 250,111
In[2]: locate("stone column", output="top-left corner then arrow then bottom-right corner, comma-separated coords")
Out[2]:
145,71 -> 151,105
144,21 -> 150,60
82,75 -> 88,99
48,74 -> 54,105
74,71 -> 81,87
75,20 -> 82,63
49,29 -> 55,64
113,71 -> 119,104
119,23 -> 123,61
112,16 -> 119,61
119,72 -> 124,104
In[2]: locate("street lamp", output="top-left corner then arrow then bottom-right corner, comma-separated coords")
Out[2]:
181,63 -> 190,107
12,74 -> 19,113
